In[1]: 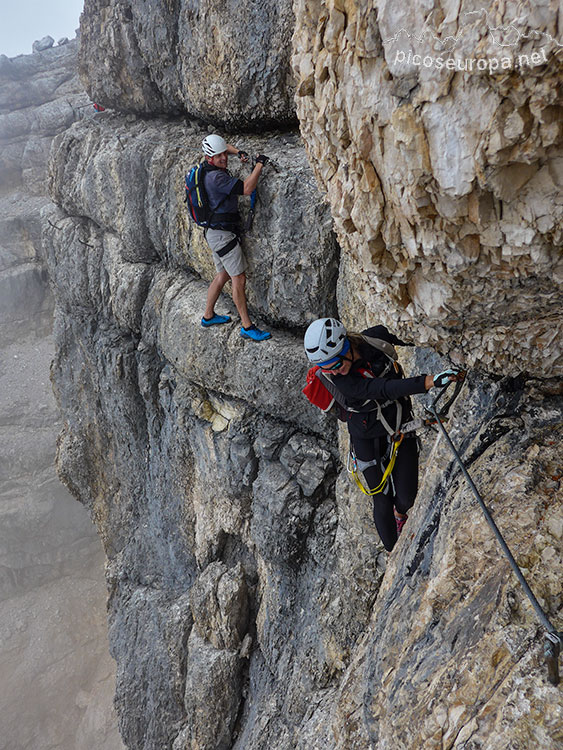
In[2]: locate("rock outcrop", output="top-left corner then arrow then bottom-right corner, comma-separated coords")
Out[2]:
331,370 -> 563,749
0,40 -> 87,345
0,41 -> 122,749
44,118 -> 340,749
48,118 -> 338,329
40,2 -> 563,750
292,0 -> 563,376
79,0 -> 297,128
32,36 -> 55,53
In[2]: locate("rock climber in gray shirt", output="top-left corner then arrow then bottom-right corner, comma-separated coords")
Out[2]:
200,134 -> 271,342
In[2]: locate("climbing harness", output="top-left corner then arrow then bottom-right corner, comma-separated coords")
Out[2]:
346,375 -> 465,497
347,433 -> 404,496
430,381 -> 562,686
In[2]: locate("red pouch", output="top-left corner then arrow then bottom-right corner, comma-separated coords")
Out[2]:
302,366 -> 335,412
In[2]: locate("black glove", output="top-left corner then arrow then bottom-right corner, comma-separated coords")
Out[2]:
255,154 -> 270,165
238,150 -> 249,161
433,368 -> 463,388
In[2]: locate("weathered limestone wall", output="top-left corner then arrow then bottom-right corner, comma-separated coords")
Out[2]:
0,40 -> 88,345
331,371 -> 563,749
45,124 -> 563,750
0,42 -> 123,750
79,0 -> 297,128
43,118 -> 345,748
40,1 -> 563,749
48,118 -> 339,329
292,0 -> 563,376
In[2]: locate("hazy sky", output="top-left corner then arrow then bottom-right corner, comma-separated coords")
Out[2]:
0,0 -> 84,58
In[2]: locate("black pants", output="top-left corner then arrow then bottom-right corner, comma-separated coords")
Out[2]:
351,434 -> 419,551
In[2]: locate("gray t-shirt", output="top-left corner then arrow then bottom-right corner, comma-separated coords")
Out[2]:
204,167 -> 244,215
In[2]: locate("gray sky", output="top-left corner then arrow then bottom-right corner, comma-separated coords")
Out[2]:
0,0 -> 84,58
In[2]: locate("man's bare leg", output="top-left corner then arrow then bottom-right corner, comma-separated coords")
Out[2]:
231,273 -> 252,329
204,270 -> 230,320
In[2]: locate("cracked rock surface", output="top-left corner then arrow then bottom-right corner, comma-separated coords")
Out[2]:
79,0 -> 297,128
292,0 -> 563,376
45,120 -> 562,750
38,2 -> 563,749
0,41 -> 122,750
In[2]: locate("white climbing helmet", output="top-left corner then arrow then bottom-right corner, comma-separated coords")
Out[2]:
304,318 -> 350,365
202,134 -> 228,157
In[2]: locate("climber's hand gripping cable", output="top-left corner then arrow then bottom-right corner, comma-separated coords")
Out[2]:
425,369 -> 466,426
433,368 -> 465,389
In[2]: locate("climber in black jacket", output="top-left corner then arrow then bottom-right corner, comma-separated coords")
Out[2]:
303,318 -> 463,551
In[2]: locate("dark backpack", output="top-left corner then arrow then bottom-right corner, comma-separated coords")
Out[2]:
185,162 -> 214,227
185,161 -> 235,230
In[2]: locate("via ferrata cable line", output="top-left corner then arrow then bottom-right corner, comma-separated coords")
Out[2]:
430,382 -> 562,685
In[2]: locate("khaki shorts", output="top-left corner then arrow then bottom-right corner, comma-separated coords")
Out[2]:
206,228 -> 246,277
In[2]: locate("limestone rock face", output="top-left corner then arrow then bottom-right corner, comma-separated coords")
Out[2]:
330,372 -> 563,750
0,42 -> 123,750
43,113 -> 341,749
40,3 -> 563,749
292,0 -> 563,376
0,40 -> 89,345
48,117 -> 339,328
79,0 -> 296,127
44,110 -> 562,750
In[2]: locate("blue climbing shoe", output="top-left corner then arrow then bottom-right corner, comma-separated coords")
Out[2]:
240,324 -> 271,342
201,314 -> 231,328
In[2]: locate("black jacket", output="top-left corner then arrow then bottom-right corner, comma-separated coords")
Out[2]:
331,325 -> 427,438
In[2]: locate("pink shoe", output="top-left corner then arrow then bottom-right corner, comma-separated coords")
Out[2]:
395,511 -> 408,536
